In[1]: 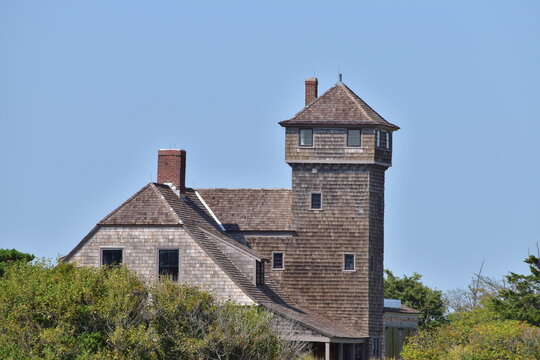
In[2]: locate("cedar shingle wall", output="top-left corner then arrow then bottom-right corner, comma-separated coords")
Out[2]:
70,226 -> 254,305
285,128 -> 392,165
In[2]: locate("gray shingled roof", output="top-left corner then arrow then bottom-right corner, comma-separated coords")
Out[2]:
196,189 -> 293,231
279,82 -> 399,130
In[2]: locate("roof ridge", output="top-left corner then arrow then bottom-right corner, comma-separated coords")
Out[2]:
339,83 -> 374,122
149,183 -> 183,225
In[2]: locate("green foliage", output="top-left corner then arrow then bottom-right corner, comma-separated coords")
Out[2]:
0,248 -> 34,276
401,308 -> 540,360
0,260 -> 306,360
490,255 -> 540,327
384,270 -> 446,328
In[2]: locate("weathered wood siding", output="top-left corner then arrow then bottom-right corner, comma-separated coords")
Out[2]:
285,127 -> 392,165
70,226 -> 254,305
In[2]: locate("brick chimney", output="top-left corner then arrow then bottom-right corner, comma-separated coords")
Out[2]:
157,149 -> 186,193
305,77 -> 318,106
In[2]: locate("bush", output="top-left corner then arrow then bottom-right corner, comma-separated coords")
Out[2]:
401,307 -> 540,360
0,260 -> 307,360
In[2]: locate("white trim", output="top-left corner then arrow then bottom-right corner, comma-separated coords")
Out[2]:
195,190 -> 226,232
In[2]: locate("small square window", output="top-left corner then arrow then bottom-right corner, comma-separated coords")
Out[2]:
102,249 -> 122,266
272,252 -> 284,270
347,129 -> 361,147
343,254 -> 355,271
310,193 -> 322,209
299,129 -> 313,147
159,249 -> 179,281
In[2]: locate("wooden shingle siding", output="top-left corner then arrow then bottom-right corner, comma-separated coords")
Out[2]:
70,226 -> 254,305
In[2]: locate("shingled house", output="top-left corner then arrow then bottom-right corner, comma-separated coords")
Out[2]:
64,77 -> 401,360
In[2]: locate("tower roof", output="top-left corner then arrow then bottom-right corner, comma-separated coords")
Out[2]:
279,81 -> 399,130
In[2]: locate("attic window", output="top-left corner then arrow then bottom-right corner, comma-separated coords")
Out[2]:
299,129 -> 313,147
256,261 -> 265,286
101,248 -> 122,266
347,129 -> 361,147
310,193 -> 322,210
272,252 -> 284,270
343,254 -> 355,271
159,249 -> 179,281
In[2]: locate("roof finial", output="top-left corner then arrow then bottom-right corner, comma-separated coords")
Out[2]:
338,73 -> 343,83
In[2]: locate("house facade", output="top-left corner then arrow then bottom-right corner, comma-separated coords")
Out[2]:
64,77 -> 400,360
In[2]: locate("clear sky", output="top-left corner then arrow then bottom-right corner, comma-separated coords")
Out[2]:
1,0 -> 539,292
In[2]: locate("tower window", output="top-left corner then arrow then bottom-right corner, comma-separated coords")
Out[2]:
101,248 -> 122,266
159,249 -> 179,281
347,129 -> 361,147
310,193 -> 322,209
256,260 -> 265,285
272,252 -> 284,270
376,130 -> 391,149
299,129 -> 313,147
343,254 -> 355,271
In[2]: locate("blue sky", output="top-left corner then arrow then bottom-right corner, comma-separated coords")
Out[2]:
1,0 -> 539,292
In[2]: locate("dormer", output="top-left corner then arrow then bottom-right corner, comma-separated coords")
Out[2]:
279,77 -> 399,168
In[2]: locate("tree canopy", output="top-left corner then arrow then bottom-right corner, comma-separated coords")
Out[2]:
0,248 -> 34,276
384,270 -> 446,328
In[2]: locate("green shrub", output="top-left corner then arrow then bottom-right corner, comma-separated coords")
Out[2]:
0,260 -> 307,360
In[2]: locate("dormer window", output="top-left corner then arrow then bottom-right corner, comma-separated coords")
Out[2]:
299,129 -> 313,147
310,193 -> 322,210
347,129 -> 361,147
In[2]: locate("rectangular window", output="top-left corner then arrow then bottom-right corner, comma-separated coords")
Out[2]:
256,261 -> 265,285
343,254 -> 355,271
299,129 -> 313,147
347,129 -> 361,147
272,252 -> 284,270
376,130 -> 391,149
159,249 -> 179,281
310,193 -> 322,209
373,337 -> 381,357
101,249 -> 122,266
